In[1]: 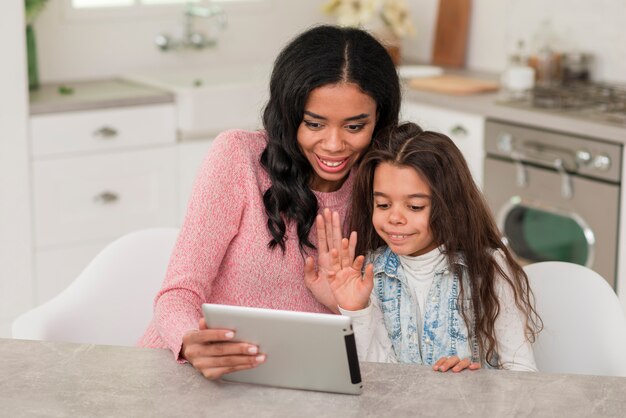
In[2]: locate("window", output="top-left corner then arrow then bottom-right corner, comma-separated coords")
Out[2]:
65,0 -> 267,20
71,0 -> 243,8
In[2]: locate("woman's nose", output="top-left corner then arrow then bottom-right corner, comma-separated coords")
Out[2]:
320,128 -> 344,153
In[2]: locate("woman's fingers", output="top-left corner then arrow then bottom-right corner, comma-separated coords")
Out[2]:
331,211 -> 342,252
348,231 -> 357,262
303,256 -> 317,287
323,208 -> 334,251
315,214 -> 328,254
340,238 -> 352,268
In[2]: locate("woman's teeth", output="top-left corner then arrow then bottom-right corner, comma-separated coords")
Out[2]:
320,158 -> 346,167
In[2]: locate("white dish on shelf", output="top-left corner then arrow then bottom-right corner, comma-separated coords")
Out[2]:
397,65 -> 444,79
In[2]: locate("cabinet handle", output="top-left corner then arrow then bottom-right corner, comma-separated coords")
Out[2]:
93,191 -> 119,205
93,126 -> 119,139
449,124 -> 468,137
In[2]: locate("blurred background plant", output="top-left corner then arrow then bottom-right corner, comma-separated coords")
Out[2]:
25,0 -> 48,25
321,0 -> 416,39
25,0 -> 49,90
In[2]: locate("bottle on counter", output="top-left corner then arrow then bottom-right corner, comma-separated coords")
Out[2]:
527,20 -> 562,86
500,40 -> 535,100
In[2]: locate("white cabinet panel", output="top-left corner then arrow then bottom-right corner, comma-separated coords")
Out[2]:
33,146 -> 178,247
401,102 -> 485,188
30,104 -> 175,158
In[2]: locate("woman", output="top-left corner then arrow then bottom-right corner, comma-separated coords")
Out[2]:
138,25 -> 401,380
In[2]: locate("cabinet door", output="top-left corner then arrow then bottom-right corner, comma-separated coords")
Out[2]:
30,104 -> 176,158
32,146 -> 178,248
401,102 -> 485,188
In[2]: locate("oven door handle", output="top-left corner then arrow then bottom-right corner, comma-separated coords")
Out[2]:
510,148 -> 574,199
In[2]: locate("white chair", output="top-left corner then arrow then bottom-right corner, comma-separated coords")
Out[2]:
12,228 -> 179,346
524,261 -> 626,377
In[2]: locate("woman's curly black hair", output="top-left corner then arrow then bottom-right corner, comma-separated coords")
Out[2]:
260,24 -> 401,252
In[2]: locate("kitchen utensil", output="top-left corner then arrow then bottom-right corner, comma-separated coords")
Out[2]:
432,0 -> 472,68
408,75 -> 498,95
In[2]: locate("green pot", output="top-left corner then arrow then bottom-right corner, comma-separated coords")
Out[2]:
26,24 -> 39,91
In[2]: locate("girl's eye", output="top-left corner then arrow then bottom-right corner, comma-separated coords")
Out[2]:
346,123 -> 365,132
409,205 -> 425,211
303,120 -> 323,130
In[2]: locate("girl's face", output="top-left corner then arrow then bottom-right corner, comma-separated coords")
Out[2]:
372,162 -> 438,257
297,82 -> 377,192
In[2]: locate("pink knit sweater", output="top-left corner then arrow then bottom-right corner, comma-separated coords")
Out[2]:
138,129 -> 354,359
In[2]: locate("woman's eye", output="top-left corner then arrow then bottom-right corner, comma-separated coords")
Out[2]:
375,203 -> 390,209
304,120 -> 323,129
346,124 -> 365,132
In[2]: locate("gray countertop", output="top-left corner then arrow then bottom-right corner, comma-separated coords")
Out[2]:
28,72 -> 626,144
403,85 -> 626,144
1,338 -> 625,417
29,78 -> 174,115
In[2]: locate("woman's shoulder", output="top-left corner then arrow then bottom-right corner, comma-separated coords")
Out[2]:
211,129 -> 268,159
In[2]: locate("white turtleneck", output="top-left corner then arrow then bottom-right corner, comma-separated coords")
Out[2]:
398,247 -> 447,342
339,248 -> 537,371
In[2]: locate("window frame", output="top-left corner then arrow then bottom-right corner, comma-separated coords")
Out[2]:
62,0 -> 272,21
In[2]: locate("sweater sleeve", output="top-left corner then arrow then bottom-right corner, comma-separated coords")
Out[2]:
152,130 -> 251,360
492,250 -> 538,372
339,295 -> 397,363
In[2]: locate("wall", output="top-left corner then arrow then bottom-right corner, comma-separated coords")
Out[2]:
35,0 -> 331,83
0,3 -> 33,336
402,0 -> 626,84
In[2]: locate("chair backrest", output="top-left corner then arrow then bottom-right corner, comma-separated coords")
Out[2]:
12,228 -> 179,346
524,261 -> 626,377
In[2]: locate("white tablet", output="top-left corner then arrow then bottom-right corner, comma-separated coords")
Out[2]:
202,303 -> 363,395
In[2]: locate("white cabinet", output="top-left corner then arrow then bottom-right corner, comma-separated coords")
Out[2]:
29,104 -> 178,304
401,102 -> 485,188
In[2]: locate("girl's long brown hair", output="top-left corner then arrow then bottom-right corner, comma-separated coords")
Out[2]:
350,122 -> 541,367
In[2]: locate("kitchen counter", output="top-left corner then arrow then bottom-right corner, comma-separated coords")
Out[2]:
403,88 -> 626,144
1,338 -> 625,417
29,78 -> 174,115
401,68 -> 626,144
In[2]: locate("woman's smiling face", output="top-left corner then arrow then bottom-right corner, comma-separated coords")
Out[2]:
297,82 -> 377,192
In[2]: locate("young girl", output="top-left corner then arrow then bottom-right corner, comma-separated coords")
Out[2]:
308,122 -> 541,372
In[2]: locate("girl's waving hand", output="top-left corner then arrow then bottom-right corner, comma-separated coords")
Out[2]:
327,235 -> 374,312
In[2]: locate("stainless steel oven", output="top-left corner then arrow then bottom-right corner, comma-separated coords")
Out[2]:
484,120 -> 622,288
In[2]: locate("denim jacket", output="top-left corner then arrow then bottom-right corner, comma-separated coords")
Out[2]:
367,246 -> 483,366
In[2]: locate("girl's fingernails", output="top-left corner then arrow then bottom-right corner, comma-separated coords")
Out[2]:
225,331 -> 235,339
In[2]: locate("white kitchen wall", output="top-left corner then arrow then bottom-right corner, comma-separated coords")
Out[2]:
402,0 -> 626,84
34,0 -> 626,84
35,0 -> 331,83
0,2 -> 33,337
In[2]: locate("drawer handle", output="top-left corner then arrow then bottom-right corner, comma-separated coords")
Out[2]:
450,124 -> 468,137
93,126 -> 119,139
93,191 -> 119,205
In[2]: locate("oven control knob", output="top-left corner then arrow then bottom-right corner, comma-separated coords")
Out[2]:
575,149 -> 592,166
592,153 -> 611,171
497,133 -> 514,153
